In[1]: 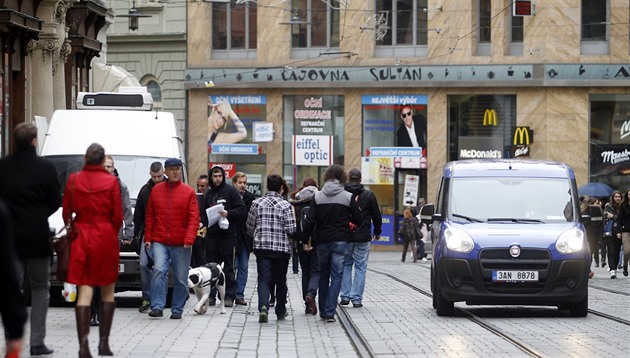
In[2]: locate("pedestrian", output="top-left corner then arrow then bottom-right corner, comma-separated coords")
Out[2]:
0,123 -> 61,357
133,161 -> 165,312
289,178 -> 320,315
89,156 -> 135,326
0,199 -> 28,358
340,168 -> 382,309
145,158 -> 199,319
191,174 -> 210,268
582,196 -> 603,278
63,143 -> 123,358
204,165 -> 246,307
246,174 -> 297,323
400,209 -> 420,263
614,189 -> 630,277
232,172 -> 256,306
599,198 -> 608,268
306,164 -> 362,322
269,179 -> 292,307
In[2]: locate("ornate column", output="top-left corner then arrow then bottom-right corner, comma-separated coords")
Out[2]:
53,1 -> 72,110
27,24 -> 59,120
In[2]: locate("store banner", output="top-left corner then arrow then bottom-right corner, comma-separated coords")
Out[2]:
210,144 -> 259,155
208,162 -> 236,178
372,215 -> 395,245
253,122 -> 274,142
292,135 -> 333,166
361,157 -> 394,185
591,144 -> 630,176
403,175 -> 420,207
458,137 -> 504,159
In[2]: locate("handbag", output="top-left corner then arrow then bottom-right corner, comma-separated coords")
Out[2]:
50,175 -> 78,282
604,219 -> 614,237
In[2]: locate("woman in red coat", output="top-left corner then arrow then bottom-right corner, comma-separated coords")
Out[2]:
63,143 -> 122,358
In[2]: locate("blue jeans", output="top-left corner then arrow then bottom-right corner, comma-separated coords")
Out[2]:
235,245 -> 250,300
256,255 -> 289,317
340,241 -> 370,305
140,244 -> 153,302
317,241 -> 349,318
150,242 -> 191,315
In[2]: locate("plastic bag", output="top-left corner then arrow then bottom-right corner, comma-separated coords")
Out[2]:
62,282 -> 77,302
219,216 -> 229,229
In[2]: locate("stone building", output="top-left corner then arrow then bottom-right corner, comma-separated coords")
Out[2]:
0,0 -> 109,156
185,0 -> 630,244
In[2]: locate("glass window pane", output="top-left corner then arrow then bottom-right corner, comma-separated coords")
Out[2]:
512,15 -> 523,42
248,4 -> 257,49
231,5 -> 246,48
417,0 -> 428,45
396,0 -> 414,45
311,0 -> 328,47
479,0 -> 492,43
582,0 -> 607,41
212,4 -> 228,50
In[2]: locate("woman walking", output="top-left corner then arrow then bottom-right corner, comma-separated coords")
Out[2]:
603,191 -> 623,278
63,143 -> 123,357
400,209 -> 421,263
613,189 -> 630,277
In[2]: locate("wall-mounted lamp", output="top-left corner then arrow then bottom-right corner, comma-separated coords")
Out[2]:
279,9 -> 310,25
117,1 -> 151,31
422,6 -> 443,12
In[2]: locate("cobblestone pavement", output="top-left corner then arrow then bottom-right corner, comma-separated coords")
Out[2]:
2,251 -> 629,357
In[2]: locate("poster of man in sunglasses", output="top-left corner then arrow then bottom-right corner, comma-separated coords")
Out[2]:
396,105 -> 427,150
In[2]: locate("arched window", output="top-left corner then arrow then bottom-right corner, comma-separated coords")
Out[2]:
142,77 -> 162,108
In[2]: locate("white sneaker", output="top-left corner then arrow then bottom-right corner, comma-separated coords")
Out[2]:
421,257 -> 428,262
610,270 -> 617,279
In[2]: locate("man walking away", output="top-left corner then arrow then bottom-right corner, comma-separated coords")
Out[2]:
191,174 -> 210,268
145,158 -> 199,319
232,172 -> 256,306
340,168 -> 382,308
0,123 -> 61,356
246,174 -> 296,323
307,164 -> 362,322
133,161 -> 164,313
204,165 -> 245,307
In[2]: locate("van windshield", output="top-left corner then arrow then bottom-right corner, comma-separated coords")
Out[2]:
448,177 -> 573,223
45,155 -> 175,205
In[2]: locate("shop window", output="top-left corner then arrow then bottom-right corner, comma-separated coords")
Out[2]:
589,95 -> 630,190
212,1 -> 257,60
447,95 -> 517,161
581,0 -> 608,55
477,0 -> 492,56
206,95 -> 268,173
375,0 -> 428,58
290,0 -> 340,58
282,95 -> 345,189
142,77 -> 162,108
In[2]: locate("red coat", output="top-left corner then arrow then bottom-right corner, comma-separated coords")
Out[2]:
63,165 -> 122,286
145,180 -> 199,247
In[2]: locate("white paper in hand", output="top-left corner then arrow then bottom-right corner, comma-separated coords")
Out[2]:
219,216 -> 229,229
206,204 -> 224,227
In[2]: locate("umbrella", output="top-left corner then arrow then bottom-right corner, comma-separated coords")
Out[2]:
578,182 -> 614,198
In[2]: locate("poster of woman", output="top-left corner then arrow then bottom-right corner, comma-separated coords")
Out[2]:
207,99 -> 247,147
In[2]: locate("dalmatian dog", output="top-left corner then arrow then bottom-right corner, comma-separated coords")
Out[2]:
187,262 -> 226,315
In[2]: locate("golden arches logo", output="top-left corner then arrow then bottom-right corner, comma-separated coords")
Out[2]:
513,127 -> 531,145
483,109 -> 497,126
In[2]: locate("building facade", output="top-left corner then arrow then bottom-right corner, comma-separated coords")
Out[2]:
105,0 -> 187,141
185,0 -> 630,244
1,0 -> 109,156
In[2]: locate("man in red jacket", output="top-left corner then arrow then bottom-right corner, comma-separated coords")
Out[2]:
144,158 -> 199,319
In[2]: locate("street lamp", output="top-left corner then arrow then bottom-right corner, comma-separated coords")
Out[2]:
117,1 -> 151,31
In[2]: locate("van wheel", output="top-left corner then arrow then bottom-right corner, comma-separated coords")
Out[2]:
434,281 -> 454,316
568,291 -> 588,317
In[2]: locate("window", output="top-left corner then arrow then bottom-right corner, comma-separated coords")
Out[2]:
581,0 -> 608,54
477,0 -> 492,55
290,0 -> 340,53
508,7 -> 523,55
142,77 -> 162,108
376,0 -> 428,46
447,95 -> 517,161
212,1 -> 257,59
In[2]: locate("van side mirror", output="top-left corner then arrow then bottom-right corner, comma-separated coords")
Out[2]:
419,203 -> 435,225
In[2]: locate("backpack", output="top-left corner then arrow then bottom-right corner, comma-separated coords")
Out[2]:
300,205 -> 316,234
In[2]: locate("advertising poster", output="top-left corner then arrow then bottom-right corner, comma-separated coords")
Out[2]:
292,135 -> 333,166
207,95 -> 267,156
403,174 -> 419,207
360,156 -> 394,185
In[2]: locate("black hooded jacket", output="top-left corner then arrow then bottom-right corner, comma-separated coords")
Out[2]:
204,165 -> 246,238
345,182 -> 382,243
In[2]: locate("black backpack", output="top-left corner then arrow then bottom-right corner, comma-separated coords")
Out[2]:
300,205 -> 316,234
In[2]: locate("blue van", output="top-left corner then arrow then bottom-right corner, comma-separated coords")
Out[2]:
421,159 -> 593,317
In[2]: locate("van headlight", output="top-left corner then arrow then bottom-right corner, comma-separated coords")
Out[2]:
555,228 -> 585,254
444,227 -> 475,253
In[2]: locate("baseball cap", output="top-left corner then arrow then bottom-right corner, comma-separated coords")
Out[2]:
164,158 -> 182,168
348,168 -> 362,180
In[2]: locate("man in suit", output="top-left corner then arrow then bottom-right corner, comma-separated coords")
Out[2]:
396,105 -> 427,149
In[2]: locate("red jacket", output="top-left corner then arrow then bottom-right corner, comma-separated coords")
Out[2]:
145,180 -> 199,246
63,165 -> 123,286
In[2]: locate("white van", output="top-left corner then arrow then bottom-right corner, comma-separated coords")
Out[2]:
42,90 -> 185,293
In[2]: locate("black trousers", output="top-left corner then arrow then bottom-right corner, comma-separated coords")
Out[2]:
205,234 -> 236,300
607,236 -> 623,271
190,236 -> 206,268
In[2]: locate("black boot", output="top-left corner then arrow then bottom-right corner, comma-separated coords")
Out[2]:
76,305 -> 93,358
98,301 -> 115,356
90,311 -> 100,327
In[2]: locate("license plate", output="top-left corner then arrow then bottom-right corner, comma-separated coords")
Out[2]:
492,270 -> 538,282
118,264 -> 124,273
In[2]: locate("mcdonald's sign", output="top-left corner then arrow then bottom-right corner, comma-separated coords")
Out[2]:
483,109 -> 497,126
513,126 -> 533,145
